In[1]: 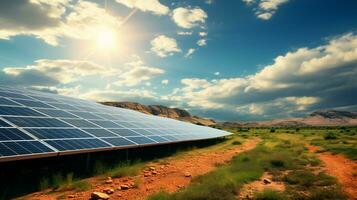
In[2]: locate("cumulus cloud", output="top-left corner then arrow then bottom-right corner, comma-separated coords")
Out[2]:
214,72 -> 220,76
171,7 -> 207,29
115,66 -> 164,86
150,35 -> 181,57
0,0 -> 122,45
197,38 -> 207,46
199,32 -> 208,37
177,31 -> 192,35
166,33 -> 357,120
184,48 -> 196,58
115,0 -> 169,15
2,59 -> 120,85
161,79 -> 169,85
242,0 -> 289,20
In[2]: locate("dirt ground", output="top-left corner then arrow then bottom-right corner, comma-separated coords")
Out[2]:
22,139 -> 259,200
307,145 -> 357,200
237,172 -> 285,199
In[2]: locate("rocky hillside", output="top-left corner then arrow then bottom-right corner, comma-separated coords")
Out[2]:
220,110 -> 357,127
100,102 -> 216,126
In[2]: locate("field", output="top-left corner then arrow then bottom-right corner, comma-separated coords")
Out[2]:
11,127 -> 357,200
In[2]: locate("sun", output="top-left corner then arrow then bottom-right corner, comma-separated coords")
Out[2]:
95,27 -> 118,51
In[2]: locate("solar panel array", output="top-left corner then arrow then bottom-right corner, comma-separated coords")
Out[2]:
0,86 -> 231,162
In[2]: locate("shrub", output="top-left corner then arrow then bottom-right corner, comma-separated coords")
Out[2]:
270,160 -> 285,168
72,180 -> 91,191
39,177 -> 50,190
232,141 -> 242,145
270,129 -> 276,133
284,170 -> 315,187
309,187 -> 347,200
324,132 -> 337,140
254,189 -> 286,200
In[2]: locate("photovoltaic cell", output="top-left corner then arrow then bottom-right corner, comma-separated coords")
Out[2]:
25,128 -> 92,139
34,108 -> 78,118
4,117 -> 72,127
0,119 -> 11,127
11,99 -> 54,109
0,128 -> 33,141
0,86 -> 231,161
102,137 -> 135,146
0,106 -> 45,117
0,97 -> 20,106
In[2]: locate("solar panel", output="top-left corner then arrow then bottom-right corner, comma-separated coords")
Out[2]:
0,86 -> 231,162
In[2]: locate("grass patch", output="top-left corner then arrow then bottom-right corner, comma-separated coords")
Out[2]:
106,161 -> 144,178
254,189 -> 286,200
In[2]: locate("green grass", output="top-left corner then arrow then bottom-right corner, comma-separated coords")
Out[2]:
106,161 -> 145,178
38,172 -> 91,192
149,128 -> 351,200
254,189 -> 286,200
148,137 -> 310,200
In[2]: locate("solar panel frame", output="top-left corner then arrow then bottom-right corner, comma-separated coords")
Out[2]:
0,86 -> 231,162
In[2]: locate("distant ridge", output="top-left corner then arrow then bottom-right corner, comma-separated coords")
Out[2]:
221,110 -> 357,127
100,102 -> 216,126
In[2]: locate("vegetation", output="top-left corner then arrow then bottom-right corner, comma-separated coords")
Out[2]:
149,127 -> 351,200
39,172 -> 91,192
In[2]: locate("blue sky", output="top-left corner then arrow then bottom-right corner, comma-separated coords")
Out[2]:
0,0 -> 357,121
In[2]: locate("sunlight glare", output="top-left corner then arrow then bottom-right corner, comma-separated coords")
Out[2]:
95,27 -> 118,51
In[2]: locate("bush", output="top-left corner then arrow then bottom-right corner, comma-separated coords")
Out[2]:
270,160 -> 285,168
232,141 -> 242,145
39,177 -> 50,190
324,132 -> 338,140
309,187 -> 347,200
72,180 -> 91,191
254,189 -> 286,200
284,170 -> 315,187
270,129 -> 276,133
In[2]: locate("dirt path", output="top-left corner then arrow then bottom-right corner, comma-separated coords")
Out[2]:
307,145 -> 357,200
23,139 -> 259,200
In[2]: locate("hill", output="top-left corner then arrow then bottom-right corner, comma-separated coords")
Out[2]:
100,102 -> 216,126
221,110 -> 357,127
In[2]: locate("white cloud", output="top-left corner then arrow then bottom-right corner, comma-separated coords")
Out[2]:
150,35 -> 181,57
115,57 -> 165,86
166,33 -> 357,119
243,0 -> 289,20
161,79 -> 169,85
0,1 -> 122,46
2,59 -> 120,84
177,31 -> 192,35
115,0 -> 169,15
197,39 -> 207,46
184,48 -> 196,58
214,72 -> 220,76
199,32 -> 208,37
205,0 -> 214,5
171,7 -> 207,29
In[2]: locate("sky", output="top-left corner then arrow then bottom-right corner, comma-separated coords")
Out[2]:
0,0 -> 357,121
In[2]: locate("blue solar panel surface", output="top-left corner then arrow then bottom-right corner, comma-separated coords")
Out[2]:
0,86 -> 231,161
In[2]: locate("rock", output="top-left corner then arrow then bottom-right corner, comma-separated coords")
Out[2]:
68,194 -> 75,198
149,167 -> 156,171
184,172 -> 191,177
105,177 -> 113,184
91,192 -> 110,200
152,171 -> 158,175
144,172 -> 150,177
263,178 -> 272,184
103,188 -> 114,194
120,184 -> 130,190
